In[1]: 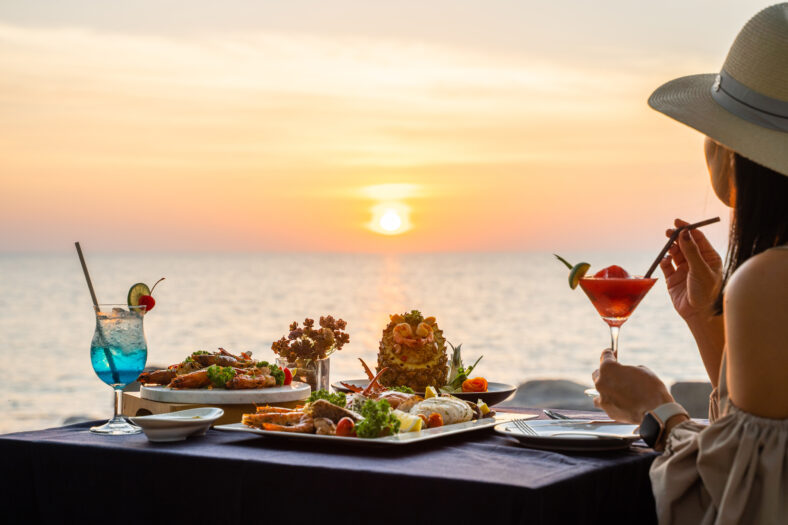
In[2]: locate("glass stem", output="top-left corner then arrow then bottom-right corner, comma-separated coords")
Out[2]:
610,325 -> 620,360
113,389 -> 122,421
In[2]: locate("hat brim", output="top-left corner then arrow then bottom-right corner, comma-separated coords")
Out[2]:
649,73 -> 788,176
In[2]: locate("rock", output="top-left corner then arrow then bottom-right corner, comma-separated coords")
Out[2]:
670,382 -> 713,418
63,415 -> 94,425
501,379 -> 599,411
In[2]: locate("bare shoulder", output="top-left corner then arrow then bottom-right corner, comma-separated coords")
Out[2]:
724,247 -> 788,418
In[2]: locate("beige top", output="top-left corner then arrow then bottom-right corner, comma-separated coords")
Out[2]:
650,245 -> 788,524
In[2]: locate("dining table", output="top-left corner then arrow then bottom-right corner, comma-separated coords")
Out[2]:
0,408 -> 658,524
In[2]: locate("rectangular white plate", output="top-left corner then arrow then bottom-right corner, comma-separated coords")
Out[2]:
215,414 -> 535,446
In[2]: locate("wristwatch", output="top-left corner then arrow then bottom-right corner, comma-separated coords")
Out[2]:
639,402 -> 689,448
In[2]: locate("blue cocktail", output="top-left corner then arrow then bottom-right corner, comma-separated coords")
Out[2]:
90,304 -> 148,434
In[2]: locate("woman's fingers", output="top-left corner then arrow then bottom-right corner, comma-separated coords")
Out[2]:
600,348 -> 616,364
659,256 -> 675,279
668,243 -> 686,266
678,230 -> 712,276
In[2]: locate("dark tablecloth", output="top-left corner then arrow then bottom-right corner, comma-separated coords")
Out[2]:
0,409 -> 658,525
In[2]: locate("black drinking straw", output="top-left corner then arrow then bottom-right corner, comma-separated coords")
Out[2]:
644,217 -> 721,278
75,242 -> 120,384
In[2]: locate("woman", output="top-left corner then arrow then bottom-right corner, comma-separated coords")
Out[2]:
592,4 -> 788,524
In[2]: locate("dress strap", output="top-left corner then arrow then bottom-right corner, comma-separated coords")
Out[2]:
717,352 -> 731,416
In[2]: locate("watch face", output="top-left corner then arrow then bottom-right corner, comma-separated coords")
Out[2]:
639,413 -> 661,448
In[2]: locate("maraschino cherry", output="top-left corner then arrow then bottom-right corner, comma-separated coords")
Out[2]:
139,278 -> 165,313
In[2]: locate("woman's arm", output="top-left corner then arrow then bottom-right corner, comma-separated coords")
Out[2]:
660,220 -> 725,385
724,249 -> 788,418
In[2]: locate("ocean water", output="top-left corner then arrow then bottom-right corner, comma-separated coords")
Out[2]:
0,252 -> 709,434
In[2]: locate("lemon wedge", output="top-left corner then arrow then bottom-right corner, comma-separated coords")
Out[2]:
425,386 -> 438,399
477,399 -> 491,416
392,410 -> 423,433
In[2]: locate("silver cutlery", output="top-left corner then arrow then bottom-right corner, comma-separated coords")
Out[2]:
512,419 -> 538,436
543,409 -> 572,420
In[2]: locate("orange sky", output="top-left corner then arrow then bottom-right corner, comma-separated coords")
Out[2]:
1,2 -> 767,253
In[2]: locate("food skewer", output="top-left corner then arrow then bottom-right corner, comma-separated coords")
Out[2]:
644,217 -> 721,278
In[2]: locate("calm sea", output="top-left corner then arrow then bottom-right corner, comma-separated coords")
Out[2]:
0,252 -> 708,433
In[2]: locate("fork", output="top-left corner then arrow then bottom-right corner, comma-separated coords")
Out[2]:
512,419 -> 538,436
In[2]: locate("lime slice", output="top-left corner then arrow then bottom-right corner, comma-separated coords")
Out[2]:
568,263 -> 591,289
127,282 -> 151,309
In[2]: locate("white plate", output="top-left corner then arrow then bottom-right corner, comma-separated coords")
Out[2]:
333,379 -> 517,406
215,414 -> 533,446
130,407 -> 224,442
140,381 -> 311,404
495,419 -> 640,452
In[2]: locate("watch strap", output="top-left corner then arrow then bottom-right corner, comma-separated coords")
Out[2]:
651,402 -> 689,426
640,402 -> 689,448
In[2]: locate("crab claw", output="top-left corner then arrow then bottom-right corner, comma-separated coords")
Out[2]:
361,367 -> 389,397
340,382 -> 364,393
358,358 -> 376,381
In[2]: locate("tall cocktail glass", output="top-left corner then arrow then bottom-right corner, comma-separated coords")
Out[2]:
89,304 -> 147,434
579,276 -> 656,395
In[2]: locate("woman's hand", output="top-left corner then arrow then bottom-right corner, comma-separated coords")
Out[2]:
659,218 -> 723,323
592,349 -> 673,423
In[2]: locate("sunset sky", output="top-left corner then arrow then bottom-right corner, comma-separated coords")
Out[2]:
0,1 -> 769,253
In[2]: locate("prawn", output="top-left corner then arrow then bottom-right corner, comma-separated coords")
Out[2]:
168,369 -> 211,389
242,411 -> 315,433
226,374 -> 275,390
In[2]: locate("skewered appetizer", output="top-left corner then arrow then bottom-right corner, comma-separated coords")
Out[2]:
376,310 -> 448,392
137,348 -> 292,390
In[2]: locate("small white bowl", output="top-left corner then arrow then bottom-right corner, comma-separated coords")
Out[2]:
130,407 -> 224,442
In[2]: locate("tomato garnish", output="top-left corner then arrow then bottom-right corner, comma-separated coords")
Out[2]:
336,417 -> 356,437
461,377 -> 488,392
283,367 -> 293,386
427,412 -> 443,428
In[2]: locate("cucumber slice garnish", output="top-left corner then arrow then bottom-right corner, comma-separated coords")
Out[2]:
568,262 -> 591,289
127,282 -> 151,308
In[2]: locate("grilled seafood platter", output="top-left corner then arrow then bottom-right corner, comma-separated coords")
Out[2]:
242,359 -> 495,438
137,348 -> 292,390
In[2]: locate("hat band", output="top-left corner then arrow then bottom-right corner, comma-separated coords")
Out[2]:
711,70 -> 788,132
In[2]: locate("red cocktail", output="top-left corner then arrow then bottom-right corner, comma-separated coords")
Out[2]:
578,277 -> 657,327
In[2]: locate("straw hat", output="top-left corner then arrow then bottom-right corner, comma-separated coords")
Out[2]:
649,3 -> 788,176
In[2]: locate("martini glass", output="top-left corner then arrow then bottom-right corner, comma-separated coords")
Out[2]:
579,276 -> 657,396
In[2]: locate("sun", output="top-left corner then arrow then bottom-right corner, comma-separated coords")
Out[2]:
379,210 -> 402,232
367,202 -> 411,235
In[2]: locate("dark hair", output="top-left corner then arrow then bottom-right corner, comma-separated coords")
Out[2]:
714,154 -> 788,314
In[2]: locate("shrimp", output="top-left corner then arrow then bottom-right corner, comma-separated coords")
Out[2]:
168,369 -> 211,389
192,353 -> 238,367
137,369 -> 176,385
242,411 -> 315,433
392,323 -> 415,345
415,322 -> 433,339
226,374 -> 275,390
255,406 -> 297,414
392,322 -> 433,348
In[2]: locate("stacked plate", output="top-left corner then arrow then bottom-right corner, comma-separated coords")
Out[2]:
495,419 -> 640,451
